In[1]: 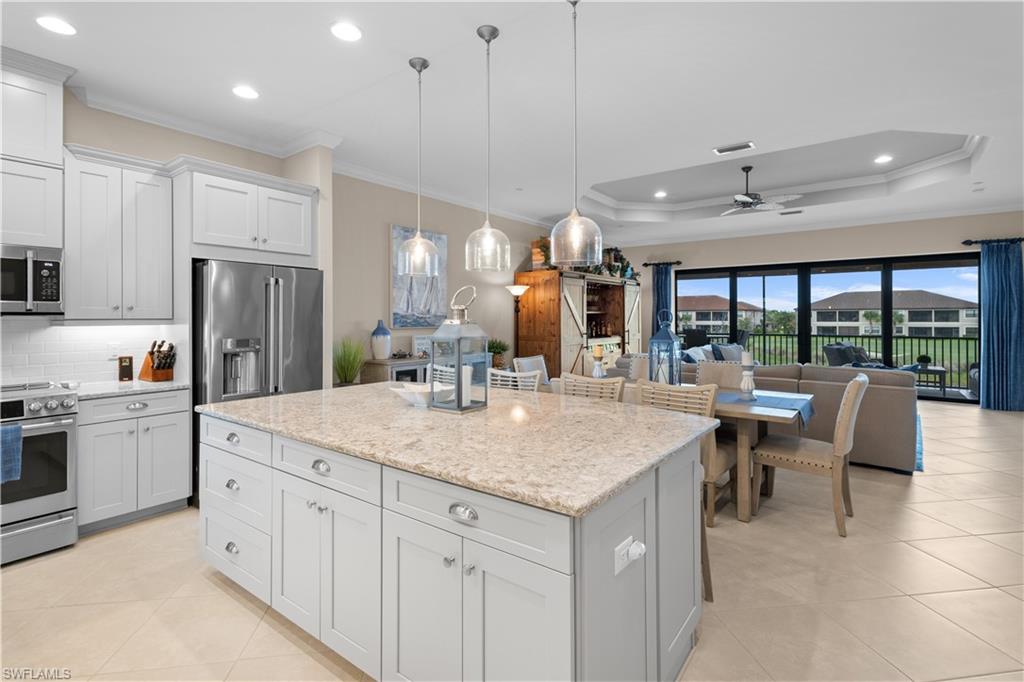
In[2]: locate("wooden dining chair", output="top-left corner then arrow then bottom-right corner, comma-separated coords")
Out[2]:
751,373 -> 869,536
635,379 -> 724,601
636,380 -> 736,527
487,368 -> 542,392
559,373 -> 625,402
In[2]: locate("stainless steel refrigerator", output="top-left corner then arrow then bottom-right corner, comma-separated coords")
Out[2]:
193,260 -> 323,405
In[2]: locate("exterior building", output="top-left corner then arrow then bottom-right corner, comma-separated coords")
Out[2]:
810,290 -> 978,338
676,295 -> 762,334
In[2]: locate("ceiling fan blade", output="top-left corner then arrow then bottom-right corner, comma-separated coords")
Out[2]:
754,202 -> 784,211
763,194 -> 803,204
734,194 -> 754,203
720,207 -> 745,216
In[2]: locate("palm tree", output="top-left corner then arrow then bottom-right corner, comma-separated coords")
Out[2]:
863,310 -> 881,334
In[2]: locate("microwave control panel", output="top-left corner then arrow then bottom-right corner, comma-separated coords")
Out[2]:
33,261 -> 60,302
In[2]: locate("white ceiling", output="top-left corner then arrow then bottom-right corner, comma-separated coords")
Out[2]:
3,1 -> 1022,245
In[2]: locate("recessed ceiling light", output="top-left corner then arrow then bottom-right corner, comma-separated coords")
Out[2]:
232,84 -> 259,100
331,21 -> 362,42
653,190 -> 667,199
874,154 -> 894,165
36,16 -> 76,35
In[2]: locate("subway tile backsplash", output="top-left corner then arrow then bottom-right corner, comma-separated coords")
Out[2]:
1,317 -> 187,386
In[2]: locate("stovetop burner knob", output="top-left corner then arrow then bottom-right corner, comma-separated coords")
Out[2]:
61,398 -> 76,409
28,401 -> 43,412
45,400 -> 60,410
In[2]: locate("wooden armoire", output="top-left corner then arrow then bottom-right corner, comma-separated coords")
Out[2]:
513,270 -> 642,377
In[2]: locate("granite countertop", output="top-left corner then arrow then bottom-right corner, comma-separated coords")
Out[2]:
78,380 -> 191,400
196,384 -> 718,517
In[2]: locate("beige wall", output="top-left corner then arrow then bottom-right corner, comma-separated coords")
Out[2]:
332,174 -> 546,357
623,211 -> 1024,349
64,90 -> 284,174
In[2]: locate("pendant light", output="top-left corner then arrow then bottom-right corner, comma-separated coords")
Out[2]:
550,0 -> 602,267
397,57 -> 440,278
465,25 -> 512,272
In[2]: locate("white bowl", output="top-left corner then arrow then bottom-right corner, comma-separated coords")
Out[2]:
389,381 -> 455,408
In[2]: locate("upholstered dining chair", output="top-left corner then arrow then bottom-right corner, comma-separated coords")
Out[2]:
487,368 -> 542,392
751,373 -> 869,536
634,379 -> 725,601
559,373 -> 625,402
635,380 -> 736,527
512,356 -> 550,384
695,360 -> 744,389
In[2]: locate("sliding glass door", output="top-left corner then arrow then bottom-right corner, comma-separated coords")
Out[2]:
809,263 -> 883,365
736,268 -> 799,365
675,272 -> 731,343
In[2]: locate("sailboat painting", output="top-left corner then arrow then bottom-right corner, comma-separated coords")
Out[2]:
390,224 -> 448,328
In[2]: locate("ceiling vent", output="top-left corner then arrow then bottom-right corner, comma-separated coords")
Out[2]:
713,141 -> 755,156
779,209 -> 803,216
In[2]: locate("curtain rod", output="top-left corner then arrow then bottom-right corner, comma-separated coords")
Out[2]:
642,260 -> 682,267
962,237 -> 1024,245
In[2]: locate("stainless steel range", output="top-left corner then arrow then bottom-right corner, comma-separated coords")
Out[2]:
1,382 -> 78,563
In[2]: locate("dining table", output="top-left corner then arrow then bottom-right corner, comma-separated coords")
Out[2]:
713,388 -> 815,522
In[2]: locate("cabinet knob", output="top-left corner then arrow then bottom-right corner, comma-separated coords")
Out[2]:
317,505 -> 328,514
226,432 -> 241,445
463,563 -> 476,576
627,540 -> 647,561
225,479 -> 241,492
307,499 -> 317,509
443,555 -> 456,568
261,238 -> 268,243
143,426 -> 150,433
252,236 -> 259,242
127,305 -> 134,312
112,304 -> 120,311
225,541 -> 240,555
311,459 -> 331,475
448,502 -> 479,524
127,429 -> 136,435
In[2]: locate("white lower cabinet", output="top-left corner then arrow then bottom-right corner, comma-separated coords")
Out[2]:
77,420 -> 138,525
137,411 -> 190,510
381,510 -> 573,682
271,469 -> 383,679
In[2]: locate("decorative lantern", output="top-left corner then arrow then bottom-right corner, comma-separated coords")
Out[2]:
648,309 -> 682,385
430,286 -> 489,413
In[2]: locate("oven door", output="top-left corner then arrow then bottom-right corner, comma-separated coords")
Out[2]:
0,416 -> 76,526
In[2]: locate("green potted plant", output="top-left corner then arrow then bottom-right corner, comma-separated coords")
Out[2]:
488,339 -> 510,369
916,353 -> 931,368
333,339 -> 365,386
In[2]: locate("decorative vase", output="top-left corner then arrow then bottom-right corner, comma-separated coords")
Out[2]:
371,320 -> 392,360
739,368 -> 756,401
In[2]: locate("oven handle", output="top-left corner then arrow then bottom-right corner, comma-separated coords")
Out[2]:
20,418 -> 75,431
25,249 -> 35,312
0,513 -> 75,539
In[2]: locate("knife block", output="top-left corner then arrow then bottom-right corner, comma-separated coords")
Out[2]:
139,352 -> 174,382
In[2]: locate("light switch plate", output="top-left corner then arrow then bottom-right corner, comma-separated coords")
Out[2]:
614,535 -> 634,576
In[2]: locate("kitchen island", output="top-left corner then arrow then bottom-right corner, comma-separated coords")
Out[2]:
196,383 -> 718,681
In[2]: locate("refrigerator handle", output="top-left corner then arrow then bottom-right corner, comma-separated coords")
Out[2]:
276,277 -> 284,394
266,276 -> 276,394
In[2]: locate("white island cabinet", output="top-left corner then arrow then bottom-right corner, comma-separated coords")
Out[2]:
196,384 -> 716,681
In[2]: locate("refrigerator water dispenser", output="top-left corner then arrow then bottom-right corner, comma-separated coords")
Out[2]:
222,338 -> 261,398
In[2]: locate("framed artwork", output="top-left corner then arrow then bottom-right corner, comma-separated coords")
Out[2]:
390,224 -> 447,328
413,335 -> 432,358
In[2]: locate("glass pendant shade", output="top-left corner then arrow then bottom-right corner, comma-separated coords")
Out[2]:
551,208 -> 602,266
465,219 -> 511,271
398,232 -> 440,277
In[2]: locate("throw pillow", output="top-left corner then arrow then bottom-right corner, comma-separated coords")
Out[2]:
851,346 -> 872,363
718,344 -> 744,362
711,344 -> 725,361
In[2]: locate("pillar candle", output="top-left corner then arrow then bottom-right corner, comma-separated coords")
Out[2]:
741,351 -> 753,366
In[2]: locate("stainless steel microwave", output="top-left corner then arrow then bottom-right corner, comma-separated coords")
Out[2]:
1,245 -> 63,314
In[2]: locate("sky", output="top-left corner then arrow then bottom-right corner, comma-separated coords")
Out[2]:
677,265 -> 979,312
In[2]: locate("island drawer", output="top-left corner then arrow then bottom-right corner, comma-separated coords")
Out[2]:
272,435 -> 381,505
382,468 -> 572,573
200,416 -> 272,465
200,507 -> 271,604
199,444 -> 272,533
78,389 -> 189,425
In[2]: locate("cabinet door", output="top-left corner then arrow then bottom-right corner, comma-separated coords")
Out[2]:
137,411 -> 190,510
271,470 -> 321,637
463,540 -> 573,681
624,282 -> 642,355
320,488 -> 381,680
257,187 -> 311,255
1,160 -> 63,248
192,173 -> 258,249
1,70 -> 63,166
77,420 -> 137,525
382,510 -> 462,682
561,277 -> 586,375
122,170 -> 172,319
65,158 -> 123,319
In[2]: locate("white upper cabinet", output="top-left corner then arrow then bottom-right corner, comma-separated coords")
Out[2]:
192,173 -> 259,249
1,69 -> 64,167
122,169 -> 172,319
258,186 -> 312,255
1,159 -> 63,247
64,158 -> 123,319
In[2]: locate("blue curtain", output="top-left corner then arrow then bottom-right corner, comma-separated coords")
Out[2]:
980,241 -> 1024,411
652,264 -> 673,336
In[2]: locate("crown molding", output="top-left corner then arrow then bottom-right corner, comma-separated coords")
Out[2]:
0,47 -> 75,83
64,143 -> 170,175
278,130 -> 344,158
332,157 -> 552,229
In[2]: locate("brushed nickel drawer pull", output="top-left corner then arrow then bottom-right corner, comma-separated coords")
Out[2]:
126,401 -> 148,411
225,479 -> 240,491
226,432 -> 241,445
449,502 -> 479,523
225,541 -> 239,554
311,459 -> 331,475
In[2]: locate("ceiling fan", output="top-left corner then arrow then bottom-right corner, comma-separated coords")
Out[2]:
720,165 -> 802,216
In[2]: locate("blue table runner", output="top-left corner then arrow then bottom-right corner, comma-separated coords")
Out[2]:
718,392 -> 816,428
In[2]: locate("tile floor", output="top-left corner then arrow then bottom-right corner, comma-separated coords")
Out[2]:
0,401 -> 1020,681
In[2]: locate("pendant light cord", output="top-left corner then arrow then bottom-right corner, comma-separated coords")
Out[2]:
485,39 -> 491,223
571,0 -> 579,212
417,70 -> 423,236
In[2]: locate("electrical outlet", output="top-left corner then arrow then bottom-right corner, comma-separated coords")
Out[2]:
107,343 -> 121,360
614,536 -> 634,576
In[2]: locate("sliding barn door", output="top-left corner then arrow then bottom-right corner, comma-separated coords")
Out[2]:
624,282 -> 642,354
560,277 -> 587,375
